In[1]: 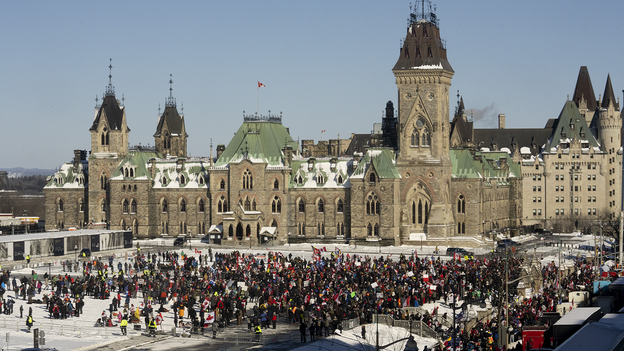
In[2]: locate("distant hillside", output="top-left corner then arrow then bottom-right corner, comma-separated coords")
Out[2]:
0,167 -> 56,177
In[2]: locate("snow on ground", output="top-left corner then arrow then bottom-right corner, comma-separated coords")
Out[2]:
1,233 -> 613,350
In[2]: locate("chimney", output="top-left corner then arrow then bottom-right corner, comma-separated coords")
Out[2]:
284,146 -> 293,166
73,149 -> 83,170
498,114 -> 506,129
216,144 -> 225,159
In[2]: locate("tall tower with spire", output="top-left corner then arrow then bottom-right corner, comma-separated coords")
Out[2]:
393,1 -> 454,239
154,74 -> 188,158
572,66 -> 598,124
88,59 -> 130,225
594,74 -> 622,217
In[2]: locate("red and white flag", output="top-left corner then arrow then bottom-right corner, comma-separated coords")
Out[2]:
258,81 -> 266,88
202,298 -> 210,311
204,312 -> 215,326
155,313 -> 163,325
453,252 -> 461,261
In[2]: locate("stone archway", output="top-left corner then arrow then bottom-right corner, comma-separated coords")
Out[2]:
236,223 -> 243,240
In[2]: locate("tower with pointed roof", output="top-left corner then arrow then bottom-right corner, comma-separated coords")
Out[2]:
393,1 -> 454,239
154,75 -> 188,158
88,60 -> 130,226
572,66 -> 598,124
593,74 -> 622,216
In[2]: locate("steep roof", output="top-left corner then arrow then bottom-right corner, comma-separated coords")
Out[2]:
352,148 -> 401,179
214,120 -> 298,167
450,150 -> 521,181
572,66 -> 597,111
111,150 -> 162,180
345,134 -> 374,155
473,128 -> 551,155
90,94 -> 126,131
546,100 -> 600,151
393,19 -> 453,72
602,74 -> 619,110
154,105 -> 186,137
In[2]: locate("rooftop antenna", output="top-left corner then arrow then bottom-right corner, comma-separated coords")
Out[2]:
210,138 -> 214,166
105,58 -> 115,96
121,93 -> 125,107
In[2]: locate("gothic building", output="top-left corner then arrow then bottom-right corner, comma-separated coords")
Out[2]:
45,4 -> 531,247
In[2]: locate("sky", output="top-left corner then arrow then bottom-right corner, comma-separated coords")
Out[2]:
1,0 -> 623,170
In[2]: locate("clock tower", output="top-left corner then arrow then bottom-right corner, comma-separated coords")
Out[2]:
393,1 -> 454,239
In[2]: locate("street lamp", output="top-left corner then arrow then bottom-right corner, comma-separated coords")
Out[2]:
74,244 -> 78,263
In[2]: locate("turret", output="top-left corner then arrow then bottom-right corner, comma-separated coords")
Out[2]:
154,74 -> 188,158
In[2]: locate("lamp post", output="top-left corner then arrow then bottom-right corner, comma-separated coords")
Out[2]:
74,244 -> 78,263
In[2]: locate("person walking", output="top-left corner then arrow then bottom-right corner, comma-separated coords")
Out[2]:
362,325 -> 366,340
26,315 -> 34,331
19,305 -> 23,318
254,324 -> 262,342
300,321 -> 307,343
120,317 -> 128,336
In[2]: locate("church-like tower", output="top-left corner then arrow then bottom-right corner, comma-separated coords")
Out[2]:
88,60 -> 130,225
154,75 -> 187,158
393,1 -> 454,239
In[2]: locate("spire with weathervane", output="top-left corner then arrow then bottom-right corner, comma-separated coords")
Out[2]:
155,74 -> 188,158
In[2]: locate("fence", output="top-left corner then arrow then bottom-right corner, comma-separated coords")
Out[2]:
372,314 -> 439,339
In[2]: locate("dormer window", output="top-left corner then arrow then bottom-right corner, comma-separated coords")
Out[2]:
220,179 -> 225,190
180,174 -> 186,185
297,174 -> 303,185
199,176 -> 204,185
316,174 -> 324,185
369,173 -> 376,183
337,175 -> 343,185
162,177 -> 167,185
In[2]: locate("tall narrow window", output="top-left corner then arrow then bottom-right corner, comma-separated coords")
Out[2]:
123,199 -> 129,214
198,199 -> 205,213
244,198 -> 250,211
243,169 -> 253,190
318,199 -> 324,213
273,179 -> 279,190
367,223 -> 372,236
422,129 -> 430,147
298,199 -> 305,213
162,199 -> 168,213
418,200 -> 423,224
220,179 -> 225,190
411,129 -> 419,147
131,199 -> 137,213
374,223 -> 380,236
369,173 -> 376,183
79,198 -> 85,212
412,201 -> 416,224
180,199 -> 186,212
337,199 -> 344,213
58,199 -> 64,212
272,196 -> 281,213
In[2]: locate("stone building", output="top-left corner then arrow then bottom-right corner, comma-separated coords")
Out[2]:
44,5 -> 524,247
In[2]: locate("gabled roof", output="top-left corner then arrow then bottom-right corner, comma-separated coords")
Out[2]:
546,100 -> 600,151
214,120 -> 298,166
44,162 -> 88,189
602,74 -> 619,110
572,66 -> 597,111
154,105 -> 186,137
90,95 -> 126,131
473,128 -> 551,155
450,150 -> 521,180
111,150 -> 162,180
352,148 -> 401,179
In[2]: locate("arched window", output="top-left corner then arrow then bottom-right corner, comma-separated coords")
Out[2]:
101,133 -> 106,146
100,174 -> 107,189
105,132 -> 109,145
273,179 -> 279,190
122,199 -> 129,214
422,129 -> 430,147
121,219 -> 126,230
244,198 -> 251,211
317,199 -> 324,213
412,201 -> 416,224
199,176 -> 204,185
411,129 -> 419,147
337,175 -> 343,185
458,195 -> 465,214
374,223 -> 380,236
366,194 -> 379,215
218,196 -> 227,213
131,199 -> 137,213
130,168 -> 134,177
369,173 -> 376,183
246,224 -> 251,237
101,199 -> 107,213
58,199 -> 64,212
418,200 -> 422,224
133,219 -> 138,235
133,185 -> 137,192
252,199 -> 257,211
162,177 -> 167,185
180,174 -> 186,185
124,169 -> 129,177
272,196 -> 281,213
243,169 -> 253,190
298,199 -> 305,213
271,219 -> 278,227
180,199 -> 186,212
162,199 -> 168,213
367,223 -> 372,236
79,198 -> 85,212
297,175 -> 303,185
228,224 -> 233,237
220,179 -> 225,190
198,199 -> 205,213
316,174 -> 324,185
337,199 -> 344,213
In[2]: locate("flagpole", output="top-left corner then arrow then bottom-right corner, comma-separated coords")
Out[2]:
257,82 -> 259,115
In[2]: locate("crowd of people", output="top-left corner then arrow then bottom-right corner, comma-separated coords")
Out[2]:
0,245 -> 616,350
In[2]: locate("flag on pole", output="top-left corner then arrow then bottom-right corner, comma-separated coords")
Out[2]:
204,311 -> 215,325
258,81 -> 266,88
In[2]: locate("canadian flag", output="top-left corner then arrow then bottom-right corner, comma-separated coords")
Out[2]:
195,249 -> 202,254
453,252 -> 461,261
204,312 -> 215,326
155,313 -> 163,325
202,298 -> 210,311
258,81 -> 266,88
320,247 -> 327,252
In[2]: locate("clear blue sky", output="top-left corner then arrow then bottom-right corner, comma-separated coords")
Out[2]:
2,1 -> 623,169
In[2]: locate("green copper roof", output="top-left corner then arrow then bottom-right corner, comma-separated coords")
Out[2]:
214,120 -> 298,166
112,150 -> 162,179
451,150 -> 521,179
352,148 -> 401,179
546,101 -> 599,151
